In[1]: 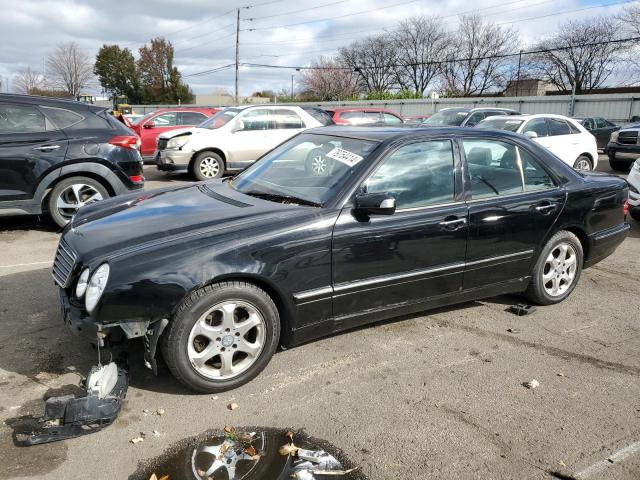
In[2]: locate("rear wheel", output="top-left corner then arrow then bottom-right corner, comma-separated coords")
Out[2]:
47,176 -> 109,228
573,155 -> 592,171
630,207 -> 640,222
193,152 -> 225,181
525,230 -> 583,305
161,281 -> 280,393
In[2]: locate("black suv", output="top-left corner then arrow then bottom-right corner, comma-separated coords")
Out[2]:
0,94 -> 144,227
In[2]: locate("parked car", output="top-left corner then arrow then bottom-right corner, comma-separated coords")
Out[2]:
124,107 -> 219,162
325,108 -> 404,126
421,107 -> 519,127
626,158 -> 640,221
605,122 -> 640,171
574,117 -> 620,149
0,94 -> 144,227
54,125 -> 629,392
404,114 -> 432,125
476,114 -> 598,170
156,105 -> 330,180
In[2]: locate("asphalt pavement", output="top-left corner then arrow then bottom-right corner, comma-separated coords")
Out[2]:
0,155 -> 639,480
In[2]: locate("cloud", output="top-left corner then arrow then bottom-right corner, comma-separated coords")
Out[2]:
0,0 -> 632,96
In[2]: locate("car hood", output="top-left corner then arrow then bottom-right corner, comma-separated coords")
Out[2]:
158,127 -> 209,140
65,181 -> 306,262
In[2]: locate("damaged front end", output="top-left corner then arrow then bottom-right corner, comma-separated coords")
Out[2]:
19,362 -> 128,445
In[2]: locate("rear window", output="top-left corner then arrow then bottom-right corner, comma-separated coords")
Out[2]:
547,118 -> 572,136
41,106 -> 84,129
303,107 -> 334,126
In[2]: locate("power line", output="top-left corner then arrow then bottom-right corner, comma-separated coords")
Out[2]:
497,0 -> 635,25
245,0 -> 352,21
184,63 -> 235,78
238,35 -> 640,71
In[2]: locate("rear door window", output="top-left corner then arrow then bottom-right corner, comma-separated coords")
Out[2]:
178,111 -> 207,125
465,112 -> 485,127
463,139 -> 524,199
273,109 -> 305,129
152,112 -> 177,127
0,103 -> 48,133
41,107 -> 84,129
547,118 -> 572,136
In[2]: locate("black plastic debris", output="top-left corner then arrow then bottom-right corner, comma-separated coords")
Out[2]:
21,362 -> 127,445
508,304 -> 537,316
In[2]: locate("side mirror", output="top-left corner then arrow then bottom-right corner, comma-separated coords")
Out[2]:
231,120 -> 245,133
354,193 -> 396,216
143,122 -> 155,129
524,130 -> 538,139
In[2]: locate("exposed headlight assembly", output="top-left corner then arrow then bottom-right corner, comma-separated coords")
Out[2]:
75,268 -> 90,298
85,263 -> 110,313
167,135 -> 190,150
610,131 -> 619,143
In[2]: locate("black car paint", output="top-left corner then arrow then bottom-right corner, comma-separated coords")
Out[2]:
56,126 -> 629,352
0,94 -> 143,216
575,117 -> 620,149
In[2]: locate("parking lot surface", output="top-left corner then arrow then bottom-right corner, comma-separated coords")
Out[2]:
1,155 -> 639,479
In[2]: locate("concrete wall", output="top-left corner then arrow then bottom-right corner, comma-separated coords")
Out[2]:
129,93 -> 640,123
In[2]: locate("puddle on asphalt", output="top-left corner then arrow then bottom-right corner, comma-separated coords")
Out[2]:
130,427 -> 367,480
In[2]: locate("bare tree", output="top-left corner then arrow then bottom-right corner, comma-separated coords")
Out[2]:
440,14 -> 519,96
619,3 -> 640,36
391,15 -> 448,95
531,16 -> 626,92
339,34 -> 399,94
618,4 -> 640,83
13,66 -> 45,94
46,42 -> 94,97
299,56 -> 359,101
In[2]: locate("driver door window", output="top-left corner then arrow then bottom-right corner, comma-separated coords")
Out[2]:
364,140 -> 455,209
152,113 -> 177,127
238,109 -> 271,131
522,118 -> 549,137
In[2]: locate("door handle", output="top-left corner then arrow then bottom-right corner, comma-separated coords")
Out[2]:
534,202 -> 558,213
439,217 -> 467,230
34,145 -> 61,151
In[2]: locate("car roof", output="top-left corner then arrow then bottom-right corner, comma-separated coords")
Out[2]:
0,93 -> 97,111
439,107 -> 517,113
482,113 -> 573,121
306,125 -> 528,142
331,107 -> 397,113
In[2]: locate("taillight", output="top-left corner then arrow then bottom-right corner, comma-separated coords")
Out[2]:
129,175 -> 144,184
109,135 -> 140,150
623,200 -> 629,217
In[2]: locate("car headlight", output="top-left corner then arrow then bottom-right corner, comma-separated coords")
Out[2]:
85,264 -> 110,313
167,136 -> 189,149
75,268 -> 90,298
611,131 -> 619,143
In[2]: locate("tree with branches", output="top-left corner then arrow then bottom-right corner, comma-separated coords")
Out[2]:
440,14 -> 519,96
46,42 -> 94,97
391,15 -> 448,96
339,34 -> 399,94
94,45 -> 140,102
531,16 -> 626,92
299,56 -> 359,101
137,38 -> 193,103
13,66 -> 45,94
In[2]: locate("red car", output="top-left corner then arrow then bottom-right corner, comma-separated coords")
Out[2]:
325,108 -> 404,126
125,107 -> 219,161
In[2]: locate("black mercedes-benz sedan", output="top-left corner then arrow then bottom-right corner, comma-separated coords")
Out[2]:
53,126 -> 630,392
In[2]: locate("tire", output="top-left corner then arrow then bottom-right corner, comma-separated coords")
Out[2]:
608,153 -> 632,172
193,151 -> 225,181
573,155 -> 592,171
161,281 -> 280,393
305,148 -> 332,176
47,176 -> 109,228
630,207 -> 640,222
525,230 -> 583,306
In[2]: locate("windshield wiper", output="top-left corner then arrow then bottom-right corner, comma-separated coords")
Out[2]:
244,191 -> 321,207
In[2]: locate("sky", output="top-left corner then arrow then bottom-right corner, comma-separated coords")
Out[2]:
0,0 -> 634,97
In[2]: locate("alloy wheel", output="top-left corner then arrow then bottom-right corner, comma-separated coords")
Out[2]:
199,157 -> 221,178
575,158 -> 591,170
542,242 -> 577,297
55,184 -> 104,222
187,300 -> 266,380
311,154 -> 328,175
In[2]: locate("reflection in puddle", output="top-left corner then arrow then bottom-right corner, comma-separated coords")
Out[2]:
130,427 -> 367,480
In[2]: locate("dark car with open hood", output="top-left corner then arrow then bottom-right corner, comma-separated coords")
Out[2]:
0,94 -> 144,227
54,126 -> 629,392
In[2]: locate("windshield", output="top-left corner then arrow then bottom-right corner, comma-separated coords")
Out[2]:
198,108 -> 241,129
231,133 -> 379,206
476,118 -> 524,132
131,112 -> 153,126
422,110 -> 469,126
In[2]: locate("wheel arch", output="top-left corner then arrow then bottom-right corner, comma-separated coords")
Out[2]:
189,148 -> 227,173
550,224 -> 589,266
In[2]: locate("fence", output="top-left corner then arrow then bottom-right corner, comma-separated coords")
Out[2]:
130,93 -> 640,123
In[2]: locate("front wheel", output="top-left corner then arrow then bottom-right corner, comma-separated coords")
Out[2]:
525,230 -> 583,306
193,152 -> 225,181
47,176 -> 109,228
573,155 -> 592,171
161,281 -> 280,393
609,153 -> 632,172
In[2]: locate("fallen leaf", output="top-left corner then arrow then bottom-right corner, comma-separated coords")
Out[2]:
130,436 -> 144,444
245,444 -> 257,456
228,402 -> 239,411
156,408 -> 165,416
149,474 -> 157,480
279,443 -> 299,456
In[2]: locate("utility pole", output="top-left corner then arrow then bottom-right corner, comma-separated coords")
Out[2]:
290,74 -> 294,99
235,8 -> 240,105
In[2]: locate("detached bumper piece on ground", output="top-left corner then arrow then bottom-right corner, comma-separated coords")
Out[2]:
23,362 -> 127,445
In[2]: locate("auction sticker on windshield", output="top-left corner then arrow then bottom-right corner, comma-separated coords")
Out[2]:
326,147 -> 364,167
